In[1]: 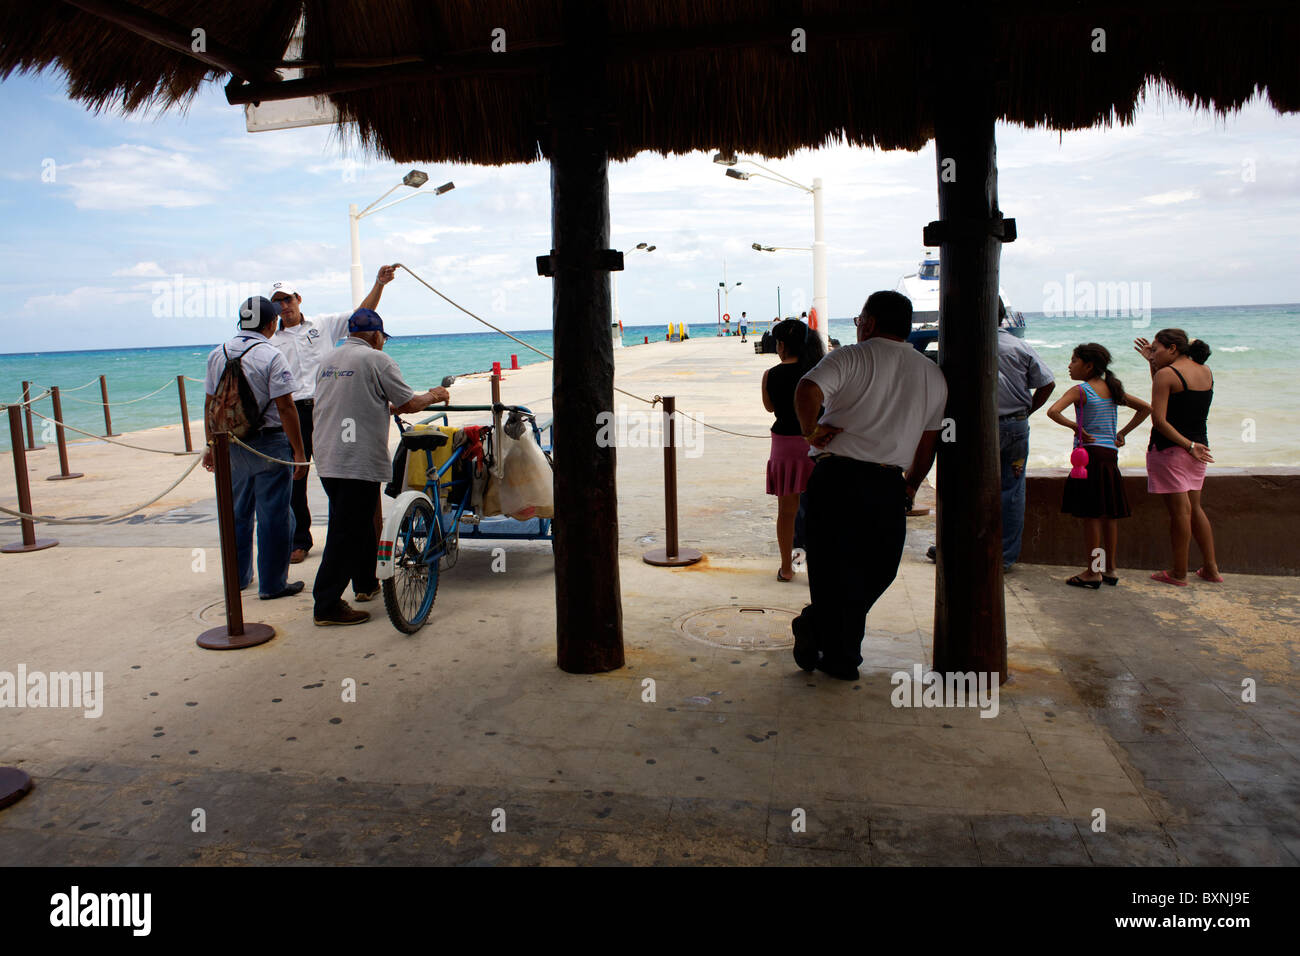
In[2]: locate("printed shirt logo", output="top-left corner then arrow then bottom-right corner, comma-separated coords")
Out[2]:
307,328 -> 320,340
318,366 -> 355,380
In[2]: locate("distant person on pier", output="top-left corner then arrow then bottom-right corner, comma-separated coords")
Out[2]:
791,291 -> 948,680
1046,343 -> 1151,588
310,309 -> 449,626
739,312 -> 749,343
202,296 -> 307,600
761,319 -> 825,583
1134,329 -> 1220,586
270,265 -> 398,565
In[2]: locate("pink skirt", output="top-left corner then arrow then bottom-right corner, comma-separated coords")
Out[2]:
767,433 -> 815,496
1147,445 -> 1206,494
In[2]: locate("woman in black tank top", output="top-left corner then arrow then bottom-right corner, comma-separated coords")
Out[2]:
1135,328 -> 1222,585
762,320 -> 825,581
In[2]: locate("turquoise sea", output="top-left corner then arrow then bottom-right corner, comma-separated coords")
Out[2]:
2,305 -> 1297,467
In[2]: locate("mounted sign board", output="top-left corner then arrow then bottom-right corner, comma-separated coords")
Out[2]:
245,96 -> 339,132
242,14 -> 341,133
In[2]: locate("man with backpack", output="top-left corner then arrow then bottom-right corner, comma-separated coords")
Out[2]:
202,296 -> 308,600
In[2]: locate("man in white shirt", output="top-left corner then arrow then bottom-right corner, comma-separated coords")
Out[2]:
270,265 -> 397,564
310,309 -> 449,626
792,290 -> 948,680
202,296 -> 308,600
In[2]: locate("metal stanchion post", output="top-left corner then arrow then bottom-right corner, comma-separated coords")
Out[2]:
2,405 -> 58,553
45,387 -> 83,481
177,375 -> 193,453
642,395 -> 703,567
197,432 -> 275,649
99,375 -> 117,437
21,381 -> 44,450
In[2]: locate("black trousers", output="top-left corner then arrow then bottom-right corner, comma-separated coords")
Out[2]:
313,477 -> 381,613
291,399 -> 314,551
796,457 -> 907,669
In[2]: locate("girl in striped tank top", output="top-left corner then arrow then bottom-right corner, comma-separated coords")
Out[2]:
1047,343 -> 1152,588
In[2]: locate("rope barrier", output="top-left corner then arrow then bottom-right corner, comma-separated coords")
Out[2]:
0,454 -> 203,524
26,407 -> 199,457
395,263 -> 769,440
56,379 -> 175,407
226,433 -> 311,467
2,387 -> 52,411
52,376 -> 101,393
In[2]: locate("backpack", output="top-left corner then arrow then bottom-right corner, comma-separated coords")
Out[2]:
206,341 -> 272,439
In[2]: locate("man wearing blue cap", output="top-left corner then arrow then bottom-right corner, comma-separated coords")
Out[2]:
310,308 -> 449,626
270,265 -> 397,564
202,296 -> 308,600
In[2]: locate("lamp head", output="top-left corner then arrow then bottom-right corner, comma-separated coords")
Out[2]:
435,181 -> 455,195
403,170 -> 429,187
635,242 -> 647,249
712,150 -> 738,167
725,168 -> 750,181
646,245 -> 656,252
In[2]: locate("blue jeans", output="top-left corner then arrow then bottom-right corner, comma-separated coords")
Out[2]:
230,431 -> 295,596
999,418 -> 1030,567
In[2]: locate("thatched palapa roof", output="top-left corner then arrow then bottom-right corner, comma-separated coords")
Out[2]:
1,0 -> 1298,165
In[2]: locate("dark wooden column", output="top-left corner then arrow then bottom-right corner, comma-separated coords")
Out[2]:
931,20 -> 1008,682
548,0 -> 624,673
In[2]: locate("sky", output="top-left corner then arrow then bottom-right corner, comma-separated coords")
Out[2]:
0,70 -> 1298,354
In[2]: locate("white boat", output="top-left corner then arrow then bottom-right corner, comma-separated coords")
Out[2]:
896,249 -> 1026,356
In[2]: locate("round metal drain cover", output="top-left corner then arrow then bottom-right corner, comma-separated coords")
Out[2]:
676,606 -> 795,650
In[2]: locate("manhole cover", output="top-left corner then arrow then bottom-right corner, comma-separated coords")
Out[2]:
676,606 -> 795,650
194,600 -> 228,626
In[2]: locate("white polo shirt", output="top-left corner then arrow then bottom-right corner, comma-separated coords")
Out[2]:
204,332 -> 297,427
801,336 -> 949,469
271,312 -> 351,401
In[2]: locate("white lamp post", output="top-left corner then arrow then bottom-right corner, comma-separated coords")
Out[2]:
718,258 -> 742,333
717,152 -> 827,346
348,169 -> 454,307
612,242 -> 655,343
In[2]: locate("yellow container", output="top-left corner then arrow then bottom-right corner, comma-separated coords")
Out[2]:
403,424 -> 459,493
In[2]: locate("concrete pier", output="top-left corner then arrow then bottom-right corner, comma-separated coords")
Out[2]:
1,335 -> 1297,865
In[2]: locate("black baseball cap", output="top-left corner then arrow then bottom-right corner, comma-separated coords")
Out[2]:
239,296 -> 282,330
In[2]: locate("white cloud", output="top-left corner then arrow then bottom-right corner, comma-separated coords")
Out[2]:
54,145 -> 227,210
1142,189 -> 1200,205
113,261 -> 167,277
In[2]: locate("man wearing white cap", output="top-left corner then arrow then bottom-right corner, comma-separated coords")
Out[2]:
270,265 -> 397,563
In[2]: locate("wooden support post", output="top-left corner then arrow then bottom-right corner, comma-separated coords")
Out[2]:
549,0 -> 624,673
21,382 -> 44,450
197,433 -> 275,649
177,375 -> 193,452
931,20 -> 1008,682
45,387 -> 84,481
643,396 -> 702,567
98,375 -> 117,436
2,405 -> 58,553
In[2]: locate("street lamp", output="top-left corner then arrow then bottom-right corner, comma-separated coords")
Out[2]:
716,151 -> 827,345
717,258 -> 742,335
752,242 -> 811,253
612,242 -> 655,344
348,169 -> 456,306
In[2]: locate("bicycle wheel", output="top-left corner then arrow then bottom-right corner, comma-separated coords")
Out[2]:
383,495 -> 442,633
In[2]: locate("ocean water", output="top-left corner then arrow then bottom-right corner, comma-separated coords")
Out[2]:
2,305 -> 1296,468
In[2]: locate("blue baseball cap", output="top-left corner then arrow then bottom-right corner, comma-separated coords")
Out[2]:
349,308 -> 391,339
239,296 -> 281,330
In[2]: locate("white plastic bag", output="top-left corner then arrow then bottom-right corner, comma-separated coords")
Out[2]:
498,431 -> 554,519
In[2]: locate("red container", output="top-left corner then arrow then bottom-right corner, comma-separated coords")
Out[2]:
510,354 -> 519,370
492,361 -> 501,376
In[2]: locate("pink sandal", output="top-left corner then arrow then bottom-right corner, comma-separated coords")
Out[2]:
1150,571 -> 1188,587
1196,567 -> 1224,583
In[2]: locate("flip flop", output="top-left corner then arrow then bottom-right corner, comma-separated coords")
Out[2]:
777,569 -> 795,582
1101,575 -> 1119,586
1066,575 -> 1101,589
1150,571 -> 1188,587
1196,567 -> 1224,583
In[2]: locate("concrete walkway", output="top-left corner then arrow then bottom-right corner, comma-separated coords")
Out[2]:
2,335 -> 1297,865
